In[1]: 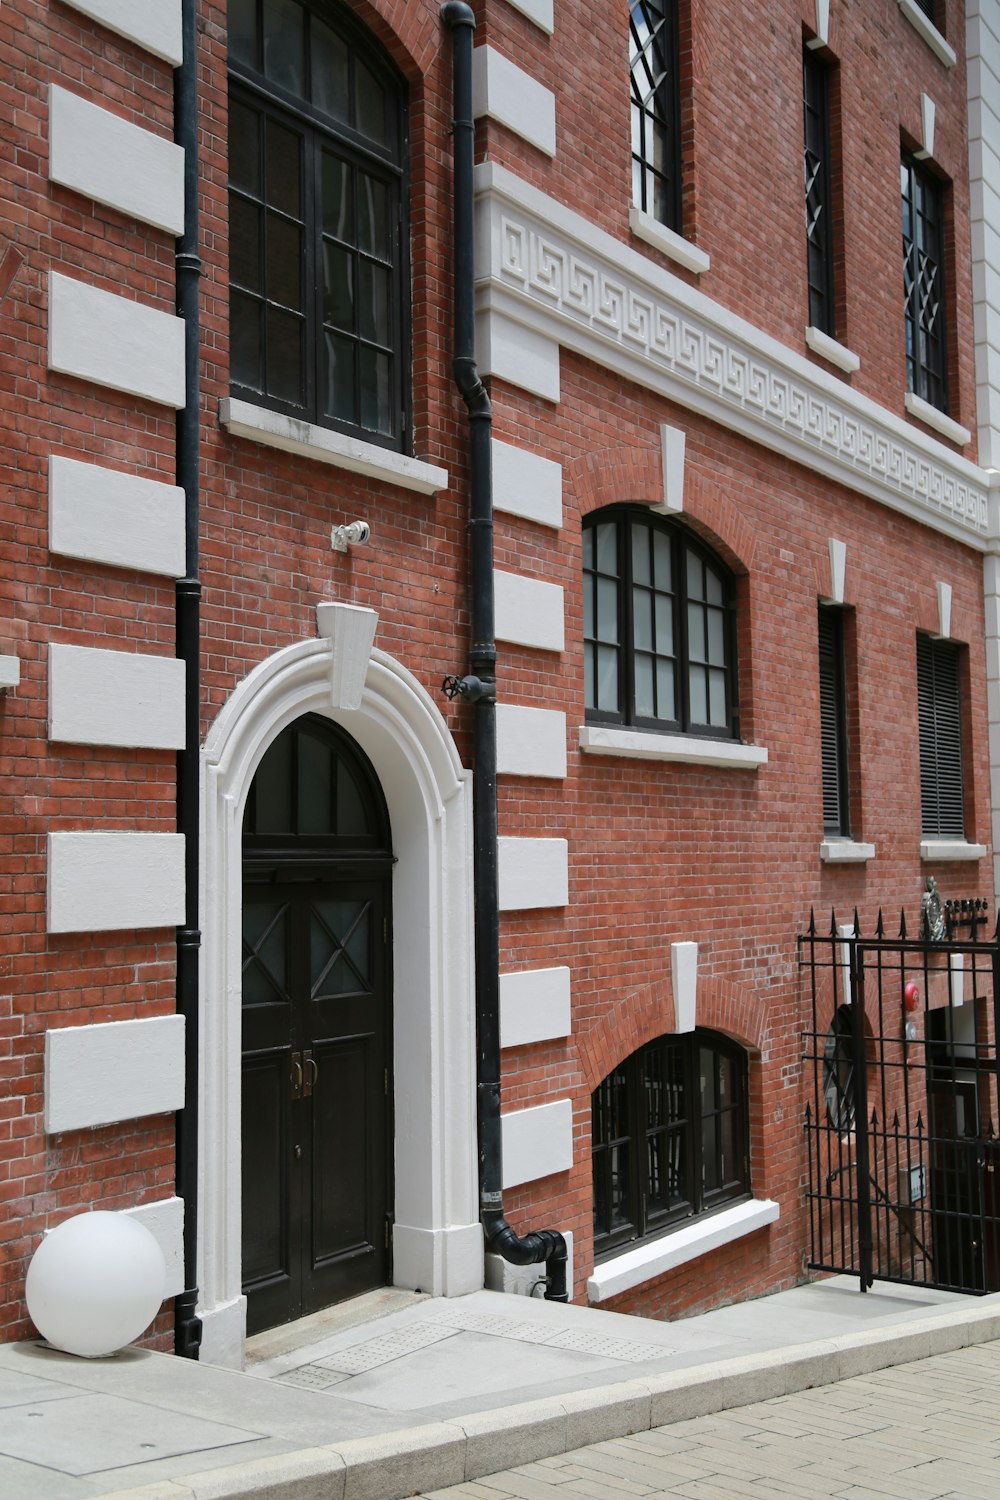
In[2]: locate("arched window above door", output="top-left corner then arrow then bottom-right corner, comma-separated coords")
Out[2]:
243,714 -> 391,852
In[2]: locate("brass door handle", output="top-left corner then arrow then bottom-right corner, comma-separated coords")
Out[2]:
304,1051 -> 318,1097
290,1051 -> 302,1099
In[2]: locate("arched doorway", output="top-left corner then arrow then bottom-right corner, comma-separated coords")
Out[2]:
240,713 -> 393,1334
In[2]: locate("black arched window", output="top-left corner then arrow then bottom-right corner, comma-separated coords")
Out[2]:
228,0 -> 408,448
592,1031 -> 750,1257
583,508 -> 737,737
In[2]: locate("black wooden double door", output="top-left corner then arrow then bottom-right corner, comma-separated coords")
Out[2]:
241,872 -> 391,1334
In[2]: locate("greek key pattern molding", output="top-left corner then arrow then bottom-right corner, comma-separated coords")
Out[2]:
477,167 -> 990,546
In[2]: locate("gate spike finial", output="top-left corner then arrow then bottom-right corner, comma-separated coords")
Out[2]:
829,908 -> 837,937
899,908 -> 908,941
994,909 -> 1000,943
875,908 -> 885,939
808,907 -> 816,937
853,906 -> 861,939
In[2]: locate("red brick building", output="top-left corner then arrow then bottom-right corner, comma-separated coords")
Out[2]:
2,0 -> 997,1364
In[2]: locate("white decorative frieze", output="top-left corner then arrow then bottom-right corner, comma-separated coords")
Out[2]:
474,164 -> 990,547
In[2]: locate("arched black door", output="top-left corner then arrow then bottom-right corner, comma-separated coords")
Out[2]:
241,715 -> 393,1335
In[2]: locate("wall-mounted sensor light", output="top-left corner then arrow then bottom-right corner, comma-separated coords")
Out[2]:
331,520 -> 371,552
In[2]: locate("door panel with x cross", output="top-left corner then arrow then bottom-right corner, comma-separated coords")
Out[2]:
241,874 -> 389,1333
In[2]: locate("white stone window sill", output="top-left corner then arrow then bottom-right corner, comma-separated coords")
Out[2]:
805,327 -> 860,375
920,839 -> 987,862
219,398 -> 449,496
820,838 -> 876,864
579,724 -> 767,770
904,392 -> 970,448
629,206 -> 710,276
588,1198 -> 780,1303
897,0 -> 956,68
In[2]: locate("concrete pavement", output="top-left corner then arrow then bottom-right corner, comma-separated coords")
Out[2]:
423,1340 -> 1000,1499
1,1278 -> 999,1498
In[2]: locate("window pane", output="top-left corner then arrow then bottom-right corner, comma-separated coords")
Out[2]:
596,522 -> 617,574
654,595 -> 673,655
708,668 -> 727,726
311,17 -> 349,122
323,330 -> 355,422
707,608 -> 726,665
229,0 -> 257,68
634,655 -> 654,719
700,1048 -> 716,1113
358,175 -> 388,257
609,1143 -> 630,1229
242,902 -> 288,1004
265,305 -> 303,404
656,658 -> 675,720
584,644 -> 596,710
686,547 -> 703,598
262,0 -> 304,95
322,153 -> 353,239
597,645 -> 618,712
689,664 -> 707,724
652,527 -> 671,588
229,196 -> 261,292
336,762 -> 369,838
687,602 -> 706,662
266,213 -> 302,309
633,587 -> 653,651
297,730 -> 333,834
702,1110 -> 719,1192
230,290 -> 262,391
323,242 -> 353,329
265,119 -> 302,218
597,577 -> 618,642
251,727 -> 293,833
355,58 -> 387,145
359,346 -> 392,433
631,524 -> 650,585
229,100 -> 260,193
359,260 -> 391,344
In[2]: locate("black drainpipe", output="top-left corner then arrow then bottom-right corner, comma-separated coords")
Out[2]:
173,0 -> 203,1359
441,2 -> 568,1302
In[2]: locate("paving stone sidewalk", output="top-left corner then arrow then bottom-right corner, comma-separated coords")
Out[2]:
423,1341 -> 1000,1500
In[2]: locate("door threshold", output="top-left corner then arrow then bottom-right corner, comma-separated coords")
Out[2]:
244,1286 -> 429,1367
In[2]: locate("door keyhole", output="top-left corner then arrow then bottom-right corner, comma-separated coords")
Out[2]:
294,1144 -> 302,1160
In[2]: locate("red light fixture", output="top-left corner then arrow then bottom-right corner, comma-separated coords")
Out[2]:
904,981 -> 920,1012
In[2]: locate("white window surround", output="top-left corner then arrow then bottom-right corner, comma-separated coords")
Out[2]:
579,724 -> 768,770
473,162 -> 991,548
629,207 -> 710,276
897,0 -> 956,69
820,838 -> 876,863
805,326 -> 860,375
904,391 -> 971,448
219,398 -> 448,497
587,1198 -> 780,1303
920,838 -> 988,861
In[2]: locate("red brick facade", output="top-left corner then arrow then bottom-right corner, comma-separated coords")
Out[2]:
1,0 -> 993,1351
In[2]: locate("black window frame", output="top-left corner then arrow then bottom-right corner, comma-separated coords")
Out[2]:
629,0 -> 681,233
902,153 -> 948,414
583,507 -> 738,739
227,0 -> 410,452
803,49 -> 835,337
917,633 -> 965,839
818,604 -> 850,837
592,1031 -> 751,1259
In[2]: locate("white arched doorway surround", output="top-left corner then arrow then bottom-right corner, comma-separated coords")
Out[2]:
196,615 -> 482,1367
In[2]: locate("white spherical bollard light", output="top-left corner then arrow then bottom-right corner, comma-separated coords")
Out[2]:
25,1211 -> 166,1358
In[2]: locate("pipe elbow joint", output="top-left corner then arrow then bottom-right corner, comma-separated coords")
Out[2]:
441,1 -> 476,28
452,356 -> 492,418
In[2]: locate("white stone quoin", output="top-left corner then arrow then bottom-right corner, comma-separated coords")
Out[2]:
500,966 -> 571,1048
49,84 -> 185,235
48,643 -> 185,749
498,836 -> 569,910
44,1014 -> 185,1133
494,570 -> 565,652
496,703 -> 567,778
49,456 -> 186,577
501,1098 -> 574,1187
492,439 -> 563,529
472,45 -> 556,157
49,271 -> 185,409
47,831 -> 185,934
57,0 -> 184,65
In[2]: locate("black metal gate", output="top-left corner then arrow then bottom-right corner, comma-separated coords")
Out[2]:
802,906 -> 1000,1294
